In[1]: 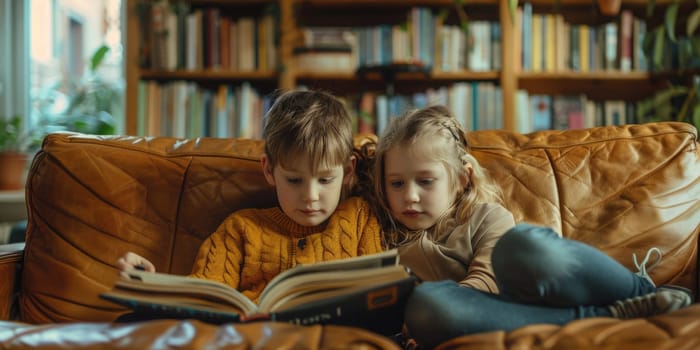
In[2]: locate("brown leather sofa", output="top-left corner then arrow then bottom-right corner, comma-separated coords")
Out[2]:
1,122 -> 698,349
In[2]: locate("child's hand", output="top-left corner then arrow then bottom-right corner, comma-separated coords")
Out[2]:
116,252 -> 156,278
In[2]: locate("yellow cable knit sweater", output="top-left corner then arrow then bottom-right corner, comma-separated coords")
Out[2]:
189,196 -> 383,303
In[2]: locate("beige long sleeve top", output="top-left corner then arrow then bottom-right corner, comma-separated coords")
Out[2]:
397,203 -> 515,293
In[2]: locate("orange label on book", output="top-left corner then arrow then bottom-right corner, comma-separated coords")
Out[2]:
366,286 -> 398,310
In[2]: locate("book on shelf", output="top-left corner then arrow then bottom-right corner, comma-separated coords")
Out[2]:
619,9 -> 634,72
531,14 -> 543,72
544,14 -> 555,72
521,2 -> 532,71
530,94 -> 553,131
552,95 -> 586,130
604,22 -> 618,70
604,100 -> 627,126
101,249 -> 415,336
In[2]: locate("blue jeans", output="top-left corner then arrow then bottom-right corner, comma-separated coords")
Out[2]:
404,223 -> 656,349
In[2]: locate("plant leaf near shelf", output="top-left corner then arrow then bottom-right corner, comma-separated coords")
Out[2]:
508,0 -> 517,23
647,0 -> 656,18
664,0 -> 679,42
688,7 -> 700,36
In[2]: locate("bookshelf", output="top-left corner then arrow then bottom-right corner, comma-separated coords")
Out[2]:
124,0 -> 681,137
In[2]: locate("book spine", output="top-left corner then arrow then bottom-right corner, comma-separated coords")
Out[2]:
619,10 -> 633,72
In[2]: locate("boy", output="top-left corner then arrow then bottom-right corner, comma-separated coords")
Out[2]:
118,90 -> 383,303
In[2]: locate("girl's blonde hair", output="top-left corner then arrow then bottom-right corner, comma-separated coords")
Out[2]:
371,105 -> 503,248
263,90 -> 354,173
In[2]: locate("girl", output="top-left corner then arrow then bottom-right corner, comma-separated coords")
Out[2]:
368,105 -> 692,349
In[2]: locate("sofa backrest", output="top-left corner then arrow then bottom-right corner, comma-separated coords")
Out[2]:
467,122 -> 699,297
21,122 -> 699,323
23,135 -> 275,322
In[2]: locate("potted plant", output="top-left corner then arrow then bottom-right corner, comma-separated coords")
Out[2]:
0,116 -> 35,190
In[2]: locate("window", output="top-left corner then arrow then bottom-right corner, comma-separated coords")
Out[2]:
29,0 -> 124,135
0,1 -> 29,126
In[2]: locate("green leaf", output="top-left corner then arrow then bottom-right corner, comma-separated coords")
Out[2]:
642,26 -> 654,53
454,1 -> 469,34
508,0 -> 517,24
90,45 -> 110,72
676,82 -> 696,122
437,8 -> 448,21
460,20 -> 469,34
687,9 -> 700,36
652,26 -> 665,69
646,0 -> 656,18
654,86 -> 688,104
665,1 -> 679,42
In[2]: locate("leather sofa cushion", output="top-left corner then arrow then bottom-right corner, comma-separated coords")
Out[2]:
438,303 -> 700,350
0,320 -> 400,349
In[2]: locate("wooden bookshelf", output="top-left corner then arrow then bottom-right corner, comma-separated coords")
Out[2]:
139,70 -> 278,80
125,0 -> 679,136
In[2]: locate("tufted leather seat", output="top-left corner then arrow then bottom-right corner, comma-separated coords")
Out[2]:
0,122 -> 698,349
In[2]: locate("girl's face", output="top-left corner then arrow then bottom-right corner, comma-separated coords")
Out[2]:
383,144 -> 455,231
262,154 -> 352,227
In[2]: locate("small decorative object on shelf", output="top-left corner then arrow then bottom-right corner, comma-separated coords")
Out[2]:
295,46 -> 355,73
597,0 -> 622,16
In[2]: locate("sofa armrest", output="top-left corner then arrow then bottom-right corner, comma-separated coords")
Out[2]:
0,243 -> 24,320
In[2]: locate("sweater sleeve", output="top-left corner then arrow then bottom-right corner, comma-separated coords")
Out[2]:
189,212 -> 246,289
458,204 -> 515,293
353,197 -> 384,255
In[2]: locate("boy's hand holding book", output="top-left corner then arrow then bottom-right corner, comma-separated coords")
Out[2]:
116,252 -> 156,278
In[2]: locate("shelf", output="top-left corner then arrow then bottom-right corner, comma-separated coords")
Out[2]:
296,71 -> 499,82
139,70 -> 278,82
189,0 -> 274,5
294,0 -> 498,6
296,70 -> 500,95
294,0 -> 501,25
518,71 -> 650,81
526,0 -> 675,5
518,71 -> 665,101
432,71 -> 501,80
649,69 -> 700,82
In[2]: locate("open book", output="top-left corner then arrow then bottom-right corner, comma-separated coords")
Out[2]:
101,249 -> 415,335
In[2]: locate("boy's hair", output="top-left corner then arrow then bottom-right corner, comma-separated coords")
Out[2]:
263,90 -> 354,172
371,105 -> 503,247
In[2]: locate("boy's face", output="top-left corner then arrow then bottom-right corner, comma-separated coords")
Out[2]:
383,144 -> 456,231
262,154 -> 353,227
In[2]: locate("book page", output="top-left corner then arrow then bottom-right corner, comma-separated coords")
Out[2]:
102,288 -> 245,315
259,249 -> 399,302
259,265 -> 408,311
260,265 -> 409,312
121,270 -> 257,314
